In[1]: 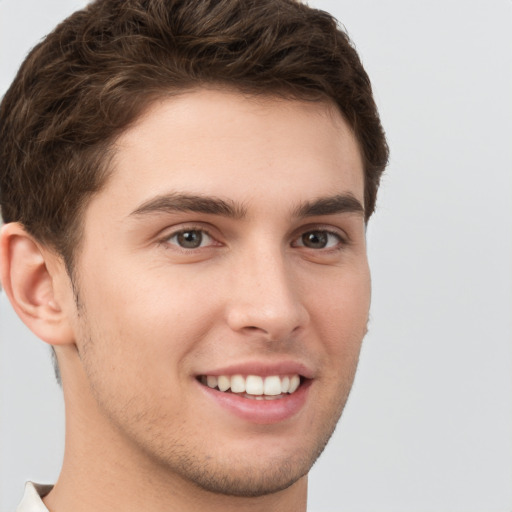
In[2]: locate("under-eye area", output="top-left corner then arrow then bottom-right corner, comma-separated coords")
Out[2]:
197,374 -> 307,400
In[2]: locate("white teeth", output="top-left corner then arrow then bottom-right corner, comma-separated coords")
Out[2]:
201,374 -> 302,396
206,375 -> 218,389
231,374 -> 245,393
217,375 -> 230,392
288,375 -> 300,393
263,376 -> 282,396
246,375 -> 264,395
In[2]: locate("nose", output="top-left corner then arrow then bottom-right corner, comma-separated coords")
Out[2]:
225,247 -> 309,342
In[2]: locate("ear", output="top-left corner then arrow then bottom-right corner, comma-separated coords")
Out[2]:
0,222 -> 75,346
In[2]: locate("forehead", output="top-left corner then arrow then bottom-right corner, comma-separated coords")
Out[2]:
89,88 -> 364,220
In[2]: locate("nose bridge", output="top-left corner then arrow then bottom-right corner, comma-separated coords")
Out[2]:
226,239 -> 308,340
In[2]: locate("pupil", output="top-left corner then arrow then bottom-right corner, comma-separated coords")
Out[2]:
303,231 -> 327,248
178,230 -> 202,248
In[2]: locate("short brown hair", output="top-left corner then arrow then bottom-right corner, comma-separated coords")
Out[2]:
0,0 -> 388,272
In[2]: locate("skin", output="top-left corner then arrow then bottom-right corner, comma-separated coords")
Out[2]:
0,88 -> 370,512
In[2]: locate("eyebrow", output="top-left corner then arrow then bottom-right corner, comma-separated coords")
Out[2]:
130,193 -> 247,219
293,194 -> 365,218
129,192 -> 364,220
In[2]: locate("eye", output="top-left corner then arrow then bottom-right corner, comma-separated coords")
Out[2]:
166,229 -> 215,249
293,230 -> 343,250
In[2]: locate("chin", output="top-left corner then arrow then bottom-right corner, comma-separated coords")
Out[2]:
179,455 -> 312,497
157,422 -> 336,498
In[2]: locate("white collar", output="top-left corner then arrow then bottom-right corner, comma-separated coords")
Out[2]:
16,482 -> 52,512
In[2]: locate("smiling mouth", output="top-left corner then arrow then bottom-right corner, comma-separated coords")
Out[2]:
198,374 -> 304,400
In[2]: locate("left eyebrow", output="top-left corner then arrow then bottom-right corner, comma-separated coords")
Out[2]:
293,194 -> 365,218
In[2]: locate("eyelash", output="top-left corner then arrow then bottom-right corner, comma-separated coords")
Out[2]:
292,229 -> 347,251
160,225 -> 218,251
160,225 -> 347,252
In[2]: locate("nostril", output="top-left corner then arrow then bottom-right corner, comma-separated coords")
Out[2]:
242,325 -> 269,335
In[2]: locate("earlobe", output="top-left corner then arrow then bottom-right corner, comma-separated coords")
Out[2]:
0,222 -> 75,346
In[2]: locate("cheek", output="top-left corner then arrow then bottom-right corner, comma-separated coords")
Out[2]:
306,269 -> 370,403
316,269 -> 370,405
313,265 -> 371,346
75,267 -> 220,387
74,297 -> 196,433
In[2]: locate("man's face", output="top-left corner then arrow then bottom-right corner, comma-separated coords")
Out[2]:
67,89 -> 370,496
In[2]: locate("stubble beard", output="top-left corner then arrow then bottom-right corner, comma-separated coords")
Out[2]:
124,375 -> 354,499
73,298 -> 359,499
80,342 -> 352,500
167,415 -> 344,498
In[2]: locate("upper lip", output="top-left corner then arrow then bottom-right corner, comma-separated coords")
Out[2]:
196,360 -> 315,380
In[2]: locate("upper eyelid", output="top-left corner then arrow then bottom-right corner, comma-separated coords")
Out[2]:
167,227 -> 213,239
159,222 -> 216,238
293,224 -> 350,242
159,225 -> 220,248
292,230 -> 346,248
157,222 -> 350,244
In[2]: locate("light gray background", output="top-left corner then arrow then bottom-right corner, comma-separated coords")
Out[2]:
1,1 -> 511,511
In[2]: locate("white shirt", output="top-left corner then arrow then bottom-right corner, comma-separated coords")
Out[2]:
16,482 -> 52,512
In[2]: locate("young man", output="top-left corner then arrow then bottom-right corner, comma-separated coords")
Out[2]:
0,0 -> 388,510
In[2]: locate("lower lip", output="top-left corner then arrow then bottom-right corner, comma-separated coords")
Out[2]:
197,379 -> 312,424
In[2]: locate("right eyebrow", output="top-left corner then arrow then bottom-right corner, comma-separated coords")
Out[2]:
129,193 -> 247,220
